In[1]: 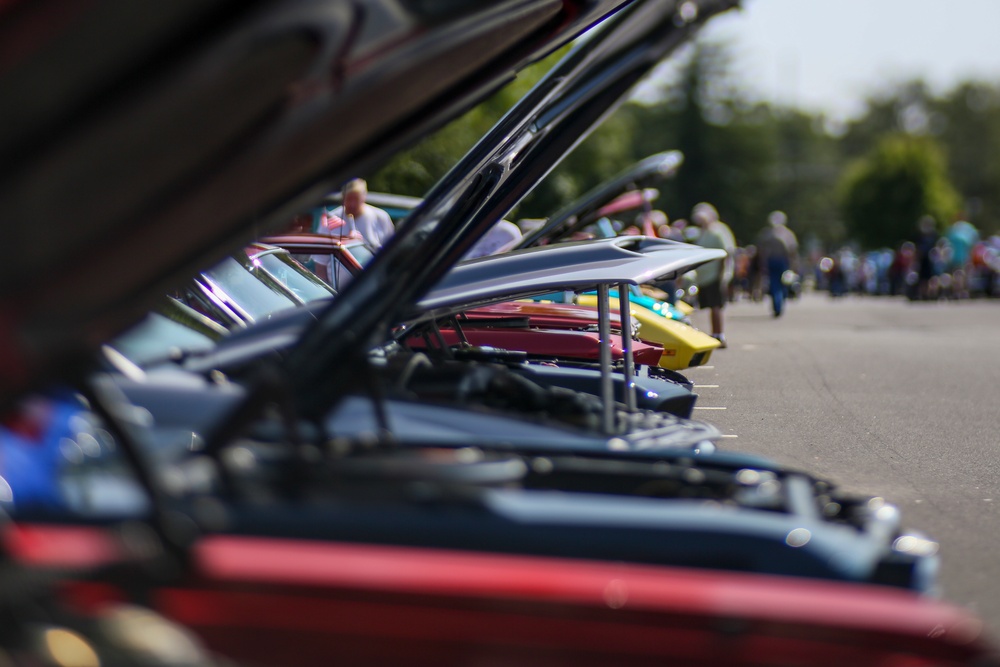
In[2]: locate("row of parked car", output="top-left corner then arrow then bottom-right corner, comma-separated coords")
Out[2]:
0,0 -> 997,665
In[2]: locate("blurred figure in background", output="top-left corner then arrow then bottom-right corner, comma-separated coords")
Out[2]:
638,210 -> 681,303
312,206 -> 355,284
637,209 -> 668,238
946,215 -> 979,299
664,218 -> 687,242
731,245 -> 755,302
331,178 -> 396,250
284,212 -> 313,233
969,237 -> 1000,297
692,202 -> 735,347
889,241 -> 915,297
756,210 -> 799,317
914,215 -> 939,300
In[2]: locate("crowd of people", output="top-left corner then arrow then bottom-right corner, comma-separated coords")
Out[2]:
811,217 -> 1000,301
628,203 -> 1000,352
291,180 -> 999,352
672,209 -> 1000,318
626,203 -> 800,347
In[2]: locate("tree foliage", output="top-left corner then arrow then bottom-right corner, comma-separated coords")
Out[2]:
839,134 -> 960,248
842,80 -> 1000,236
931,82 -> 1000,231
522,43 -> 808,245
365,33 -> 1000,250
367,47 -> 569,197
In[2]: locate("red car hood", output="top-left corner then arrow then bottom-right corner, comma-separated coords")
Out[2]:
407,327 -> 663,366
7,524 -> 996,667
466,301 -> 622,329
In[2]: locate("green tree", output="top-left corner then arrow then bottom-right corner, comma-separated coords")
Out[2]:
516,110 -> 638,219
527,41 -> 846,246
931,82 -> 1000,234
635,43 -> 782,245
839,80 -> 936,161
839,134 -> 960,248
765,108 -> 844,247
840,79 -> 1000,236
368,47 -> 569,197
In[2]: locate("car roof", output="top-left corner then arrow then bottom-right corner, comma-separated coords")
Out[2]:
258,233 -> 368,250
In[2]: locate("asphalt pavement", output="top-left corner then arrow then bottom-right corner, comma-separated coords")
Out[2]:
685,290 -> 1000,634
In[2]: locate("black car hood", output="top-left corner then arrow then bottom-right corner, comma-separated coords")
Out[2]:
0,0 -> 628,402
517,150 -> 684,248
285,0 -> 739,416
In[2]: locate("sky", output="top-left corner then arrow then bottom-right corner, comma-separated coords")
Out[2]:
644,0 -> 1000,123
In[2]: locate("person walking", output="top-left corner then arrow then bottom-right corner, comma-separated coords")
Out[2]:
914,215 -> 939,300
756,210 -> 799,317
691,202 -> 735,347
945,215 -> 979,299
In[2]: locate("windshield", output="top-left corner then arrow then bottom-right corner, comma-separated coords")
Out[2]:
253,252 -> 335,303
346,244 -> 375,267
111,312 -> 217,367
203,257 -> 298,322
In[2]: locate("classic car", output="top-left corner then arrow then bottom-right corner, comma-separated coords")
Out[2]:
259,232 -> 374,289
172,243 -> 334,330
1,1 -> 997,666
265,156 -> 708,367
96,0 -> 944,596
575,289 -> 720,369
403,325 -> 666,367
183,241 -> 669,370
512,150 -> 724,369
266,228 -> 719,371
166,238 -> 706,418
166,237 -> 721,429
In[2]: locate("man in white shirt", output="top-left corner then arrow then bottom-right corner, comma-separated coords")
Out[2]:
330,178 -> 395,250
311,209 -> 358,287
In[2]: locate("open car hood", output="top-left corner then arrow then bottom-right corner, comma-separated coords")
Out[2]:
411,236 -> 723,320
165,236 -> 722,378
517,150 -> 684,248
0,0 -> 628,402
285,0 -> 740,415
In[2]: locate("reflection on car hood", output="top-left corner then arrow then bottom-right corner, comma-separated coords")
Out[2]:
411,236 -> 723,319
0,0 -> 628,403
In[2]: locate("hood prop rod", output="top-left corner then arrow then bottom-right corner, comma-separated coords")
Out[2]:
618,282 -> 638,412
430,319 -> 454,358
449,315 -> 470,346
595,284 -> 615,433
